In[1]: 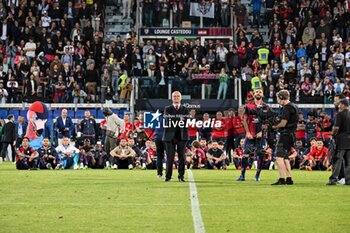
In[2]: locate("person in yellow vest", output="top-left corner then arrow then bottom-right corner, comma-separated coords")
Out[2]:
251,72 -> 262,91
257,43 -> 270,69
118,72 -> 128,94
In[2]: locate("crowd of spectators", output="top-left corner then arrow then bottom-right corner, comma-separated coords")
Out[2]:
0,0 -> 136,104
0,107 -> 332,172
0,0 -> 349,103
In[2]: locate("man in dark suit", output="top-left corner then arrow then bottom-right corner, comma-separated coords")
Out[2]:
16,116 -> 27,148
1,114 -> 16,162
55,109 -> 74,146
163,91 -> 189,182
155,66 -> 169,99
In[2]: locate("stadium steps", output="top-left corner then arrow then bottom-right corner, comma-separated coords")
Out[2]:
104,4 -> 133,42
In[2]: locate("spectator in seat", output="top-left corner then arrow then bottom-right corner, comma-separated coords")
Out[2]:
72,83 -> 87,104
54,75 -> 66,103
119,77 -> 133,103
0,81 -> 8,103
217,67 -> 228,99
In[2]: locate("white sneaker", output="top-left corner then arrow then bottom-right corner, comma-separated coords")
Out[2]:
55,164 -> 62,170
128,164 -> 133,170
112,164 -> 118,169
0,157 -> 3,164
338,178 -> 345,185
106,161 -> 111,169
73,164 -> 79,170
80,163 -> 84,169
46,163 -> 52,170
142,163 -> 146,170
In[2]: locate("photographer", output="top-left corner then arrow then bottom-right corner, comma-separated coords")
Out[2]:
271,90 -> 299,185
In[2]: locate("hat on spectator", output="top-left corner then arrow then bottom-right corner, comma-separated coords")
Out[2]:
339,98 -> 349,107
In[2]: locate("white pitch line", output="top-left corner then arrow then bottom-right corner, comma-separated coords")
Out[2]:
188,169 -> 205,233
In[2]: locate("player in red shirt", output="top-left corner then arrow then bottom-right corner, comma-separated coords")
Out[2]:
145,141 -> 157,169
211,111 -> 226,142
307,140 -> 329,171
119,113 -> 134,140
237,87 -> 267,182
188,109 -> 199,145
315,112 -> 332,147
16,137 -> 39,170
296,113 -> 306,146
224,109 -> 235,161
191,140 -> 206,169
231,138 -> 245,170
233,106 -> 246,149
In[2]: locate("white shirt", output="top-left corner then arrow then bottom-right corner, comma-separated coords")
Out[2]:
24,42 -> 36,57
333,53 -> 344,67
41,16 -> 51,27
1,23 -> 7,40
345,52 -> 350,68
159,72 -> 165,85
55,144 -> 80,156
62,117 -> 66,127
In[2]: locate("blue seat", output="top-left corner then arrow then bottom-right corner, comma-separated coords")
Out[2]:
20,110 -> 28,118
8,110 -> 19,120
75,109 -> 85,119
89,109 -> 97,118
53,110 -> 61,119
0,109 -> 8,119
96,110 -> 105,119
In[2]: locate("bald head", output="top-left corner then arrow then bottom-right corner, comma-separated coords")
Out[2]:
172,91 -> 182,105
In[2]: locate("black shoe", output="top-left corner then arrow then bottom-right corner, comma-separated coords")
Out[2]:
178,178 -> 185,182
165,178 -> 171,182
326,181 -> 337,185
286,177 -> 294,185
271,178 -> 286,185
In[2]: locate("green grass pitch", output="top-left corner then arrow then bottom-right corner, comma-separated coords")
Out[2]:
0,162 -> 349,233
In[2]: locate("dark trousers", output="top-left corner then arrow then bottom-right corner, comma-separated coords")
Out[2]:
329,149 -> 350,184
165,140 -> 187,179
1,142 -> 16,162
112,156 -> 133,169
155,138 -> 165,176
232,157 -> 242,169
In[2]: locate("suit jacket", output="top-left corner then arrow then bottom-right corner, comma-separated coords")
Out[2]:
155,71 -> 169,85
2,121 -> 16,143
162,105 -> 189,142
16,122 -> 28,138
25,79 -> 38,96
55,116 -> 74,139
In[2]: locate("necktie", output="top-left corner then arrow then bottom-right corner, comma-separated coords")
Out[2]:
175,106 -> 179,111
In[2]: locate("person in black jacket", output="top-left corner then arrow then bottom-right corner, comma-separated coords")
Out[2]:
1,114 -> 16,162
163,91 -> 189,182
